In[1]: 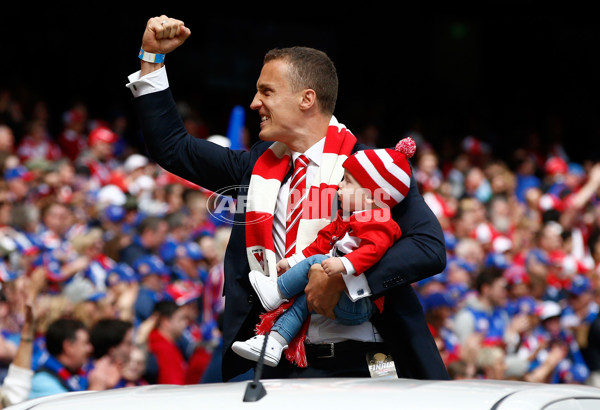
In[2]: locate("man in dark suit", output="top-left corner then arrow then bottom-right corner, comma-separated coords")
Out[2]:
127,15 -> 449,381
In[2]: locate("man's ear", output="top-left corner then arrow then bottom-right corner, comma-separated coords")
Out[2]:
299,89 -> 317,111
62,338 -> 73,355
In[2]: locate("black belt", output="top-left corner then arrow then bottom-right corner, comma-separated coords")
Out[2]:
304,341 -> 388,360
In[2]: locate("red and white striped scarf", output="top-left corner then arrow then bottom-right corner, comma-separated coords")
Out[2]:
245,116 -> 356,279
245,116 -> 356,367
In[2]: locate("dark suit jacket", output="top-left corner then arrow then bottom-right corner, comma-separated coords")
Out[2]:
133,88 -> 450,381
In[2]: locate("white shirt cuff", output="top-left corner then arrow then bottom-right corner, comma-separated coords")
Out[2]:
287,252 -> 306,268
126,66 -> 169,97
342,271 -> 372,301
339,256 -> 356,275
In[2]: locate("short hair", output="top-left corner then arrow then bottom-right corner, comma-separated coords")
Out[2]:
474,267 -> 504,293
165,210 -> 189,230
153,300 -> 180,319
447,359 -> 469,379
40,201 -> 71,221
137,215 -> 166,234
89,318 -> 133,360
45,318 -> 87,357
264,46 -> 338,115
476,346 -> 505,369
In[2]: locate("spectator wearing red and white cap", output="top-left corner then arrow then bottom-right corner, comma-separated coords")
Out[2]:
545,156 -> 569,180
75,126 -> 119,189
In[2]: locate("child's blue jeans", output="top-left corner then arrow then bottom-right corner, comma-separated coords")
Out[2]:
272,254 -> 375,343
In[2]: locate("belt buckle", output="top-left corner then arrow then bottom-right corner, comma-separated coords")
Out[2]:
316,343 -> 335,359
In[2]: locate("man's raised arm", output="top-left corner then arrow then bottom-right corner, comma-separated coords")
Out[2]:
128,15 -> 251,193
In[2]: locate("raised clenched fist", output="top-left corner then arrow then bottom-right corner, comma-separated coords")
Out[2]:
141,15 -> 191,55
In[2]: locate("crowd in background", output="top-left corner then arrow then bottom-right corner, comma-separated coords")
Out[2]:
1,81 -> 600,405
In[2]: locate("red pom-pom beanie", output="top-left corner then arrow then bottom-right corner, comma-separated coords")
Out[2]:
342,137 -> 416,208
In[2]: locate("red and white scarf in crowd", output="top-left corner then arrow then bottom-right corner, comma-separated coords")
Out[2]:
245,116 -> 357,367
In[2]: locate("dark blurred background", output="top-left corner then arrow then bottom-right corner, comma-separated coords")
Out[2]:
3,7 -> 600,163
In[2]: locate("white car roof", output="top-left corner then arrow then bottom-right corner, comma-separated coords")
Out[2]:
8,378 -> 600,410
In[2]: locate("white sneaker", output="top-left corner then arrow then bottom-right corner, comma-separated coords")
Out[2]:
232,334 -> 288,367
249,270 -> 287,311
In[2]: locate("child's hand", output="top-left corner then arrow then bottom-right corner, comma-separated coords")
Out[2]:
321,257 -> 346,276
277,258 -> 290,275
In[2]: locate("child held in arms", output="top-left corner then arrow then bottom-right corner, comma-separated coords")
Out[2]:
233,137 -> 416,367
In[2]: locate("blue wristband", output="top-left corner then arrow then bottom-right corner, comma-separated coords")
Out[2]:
138,48 -> 165,64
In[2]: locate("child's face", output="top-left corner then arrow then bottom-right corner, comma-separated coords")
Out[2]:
337,170 -> 370,212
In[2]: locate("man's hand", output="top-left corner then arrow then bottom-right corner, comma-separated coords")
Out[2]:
88,356 -> 121,391
507,313 -> 532,335
321,257 -> 346,276
305,263 -> 345,320
141,15 -> 191,55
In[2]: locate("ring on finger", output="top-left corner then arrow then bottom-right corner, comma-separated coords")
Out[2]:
161,20 -> 168,25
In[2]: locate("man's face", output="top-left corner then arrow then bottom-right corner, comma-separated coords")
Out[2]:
0,126 -> 14,152
111,328 -> 134,366
121,347 -> 146,381
43,203 -> 72,236
488,277 -> 508,307
250,59 -> 304,143
148,221 -> 169,249
167,307 -> 190,340
92,140 -> 114,160
143,273 -> 164,291
543,316 -> 562,336
66,329 -> 93,370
